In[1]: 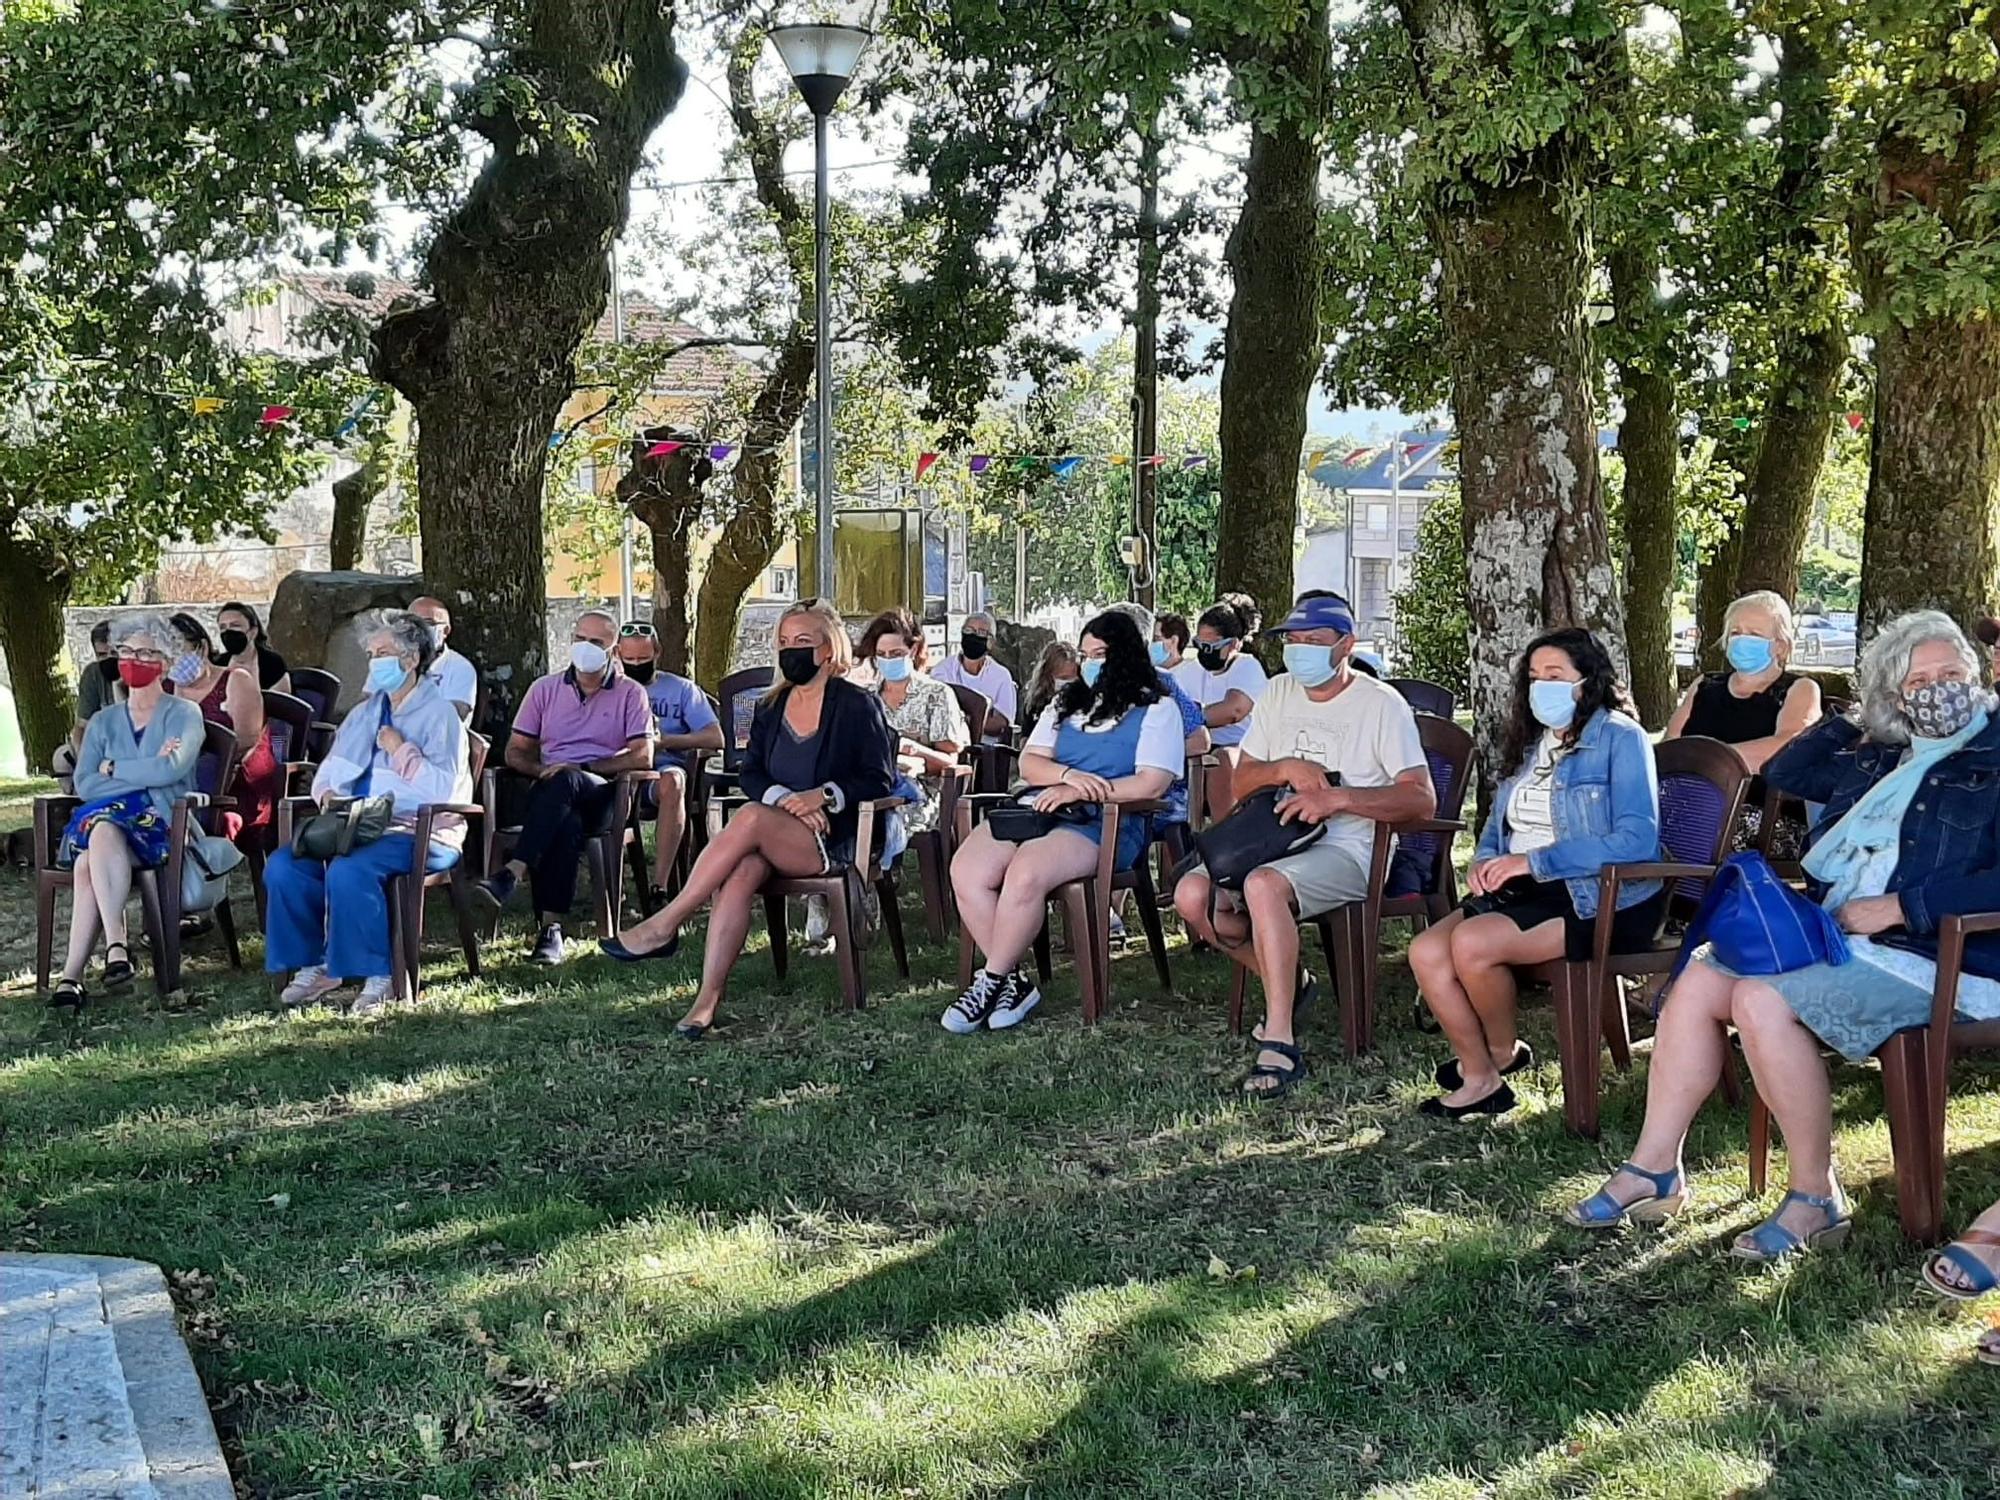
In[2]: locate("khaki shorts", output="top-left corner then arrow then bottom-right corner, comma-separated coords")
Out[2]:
1191,840 -> 1373,921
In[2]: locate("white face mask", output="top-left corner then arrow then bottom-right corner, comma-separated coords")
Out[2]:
425,621 -> 447,649
570,640 -> 610,675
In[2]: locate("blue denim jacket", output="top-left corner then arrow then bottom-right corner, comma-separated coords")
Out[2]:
1474,708 -> 1662,918
1767,713 -> 2000,980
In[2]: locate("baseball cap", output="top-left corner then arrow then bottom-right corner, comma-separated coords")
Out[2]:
1264,593 -> 1356,637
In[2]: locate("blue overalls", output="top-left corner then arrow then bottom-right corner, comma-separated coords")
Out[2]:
1054,708 -> 1153,871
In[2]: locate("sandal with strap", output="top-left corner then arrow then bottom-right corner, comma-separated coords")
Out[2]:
1732,1188 -> 1850,1263
1240,1040 -> 1308,1101
1565,1161 -> 1689,1229
48,977 -> 87,1010
1922,1229 -> 2000,1301
101,941 -> 134,991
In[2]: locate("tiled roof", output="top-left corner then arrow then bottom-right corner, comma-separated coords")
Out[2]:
281,271 -> 750,396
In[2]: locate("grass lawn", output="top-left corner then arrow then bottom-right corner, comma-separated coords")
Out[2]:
4,782 -> 2000,1498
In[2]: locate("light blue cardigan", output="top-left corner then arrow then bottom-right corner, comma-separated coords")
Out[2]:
73,695 -> 206,819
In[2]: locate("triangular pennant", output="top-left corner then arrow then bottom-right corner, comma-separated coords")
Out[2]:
548,432 -> 566,450
1051,456 -> 1083,478
645,440 -> 684,458
335,392 -> 377,438
915,451 -> 940,482
259,405 -> 293,427
1341,446 -> 1374,466
969,454 -> 992,474
1109,454 -> 1131,467
589,434 -> 623,457
1015,456 -> 1039,472
1732,416 -> 1751,431
1306,447 -> 1330,468
1404,441 -> 1425,456
1845,411 -> 1866,432
191,396 -> 224,416
1181,454 -> 1208,469
1138,455 -> 1167,470
709,443 -> 736,462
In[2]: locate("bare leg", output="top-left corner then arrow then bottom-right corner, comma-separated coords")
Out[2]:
651,771 -> 688,891
1431,914 -> 1561,1106
83,821 -> 133,954
61,851 -> 101,982
950,823 -> 1012,963
619,803 -> 824,949
1732,977 -> 1838,1241
681,857 -> 769,1029
1409,909 -> 1478,1066
981,829 -> 1098,973
1172,872 -> 1259,976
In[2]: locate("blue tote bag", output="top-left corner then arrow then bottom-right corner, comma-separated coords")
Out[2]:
1666,851 -> 1851,987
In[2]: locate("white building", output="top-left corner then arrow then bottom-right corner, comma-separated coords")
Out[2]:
1297,433 -> 1451,639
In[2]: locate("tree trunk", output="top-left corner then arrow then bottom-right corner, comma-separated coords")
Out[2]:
328,439 -> 388,573
618,435 -> 712,676
1732,29 -> 1844,608
0,540 -> 75,771
370,4 -> 686,724
1696,529 -> 1742,671
1611,246 -> 1679,728
1214,0 -> 1328,640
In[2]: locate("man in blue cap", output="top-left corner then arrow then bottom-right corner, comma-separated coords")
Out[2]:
1173,590 -> 1436,1098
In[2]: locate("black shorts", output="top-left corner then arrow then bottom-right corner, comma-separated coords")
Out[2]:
1460,877 -> 1668,963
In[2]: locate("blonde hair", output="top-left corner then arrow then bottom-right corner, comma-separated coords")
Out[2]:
763,598 -> 852,701
1722,590 -> 1796,663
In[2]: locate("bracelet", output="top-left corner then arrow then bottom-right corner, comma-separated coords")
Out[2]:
1058,768 -> 1071,784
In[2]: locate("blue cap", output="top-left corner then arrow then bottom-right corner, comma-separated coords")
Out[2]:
1265,594 -> 1355,637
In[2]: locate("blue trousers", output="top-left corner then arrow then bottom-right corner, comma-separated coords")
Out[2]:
264,835 -> 458,981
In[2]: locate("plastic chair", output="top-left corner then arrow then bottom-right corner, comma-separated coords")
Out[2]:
481,766 -> 659,939
1388,677 -> 1457,720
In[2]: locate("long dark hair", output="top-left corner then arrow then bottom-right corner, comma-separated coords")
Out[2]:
1500,627 -> 1631,774
168,611 -> 211,655
1197,591 -> 1261,641
1057,609 -> 1163,724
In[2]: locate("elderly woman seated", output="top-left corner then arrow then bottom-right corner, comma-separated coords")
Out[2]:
49,613 -> 207,1006
1567,611 -> 2000,1260
264,611 -> 472,1015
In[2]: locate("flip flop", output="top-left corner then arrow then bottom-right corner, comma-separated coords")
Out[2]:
1922,1230 -> 2000,1301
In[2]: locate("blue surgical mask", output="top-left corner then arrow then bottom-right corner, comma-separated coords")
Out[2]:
1149,640 -> 1171,667
1529,678 -> 1579,729
1726,635 -> 1775,674
1079,658 -> 1104,688
367,656 -> 408,695
878,655 -> 912,682
1282,643 -> 1339,688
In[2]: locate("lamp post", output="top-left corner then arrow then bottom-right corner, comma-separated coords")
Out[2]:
768,19 -> 872,607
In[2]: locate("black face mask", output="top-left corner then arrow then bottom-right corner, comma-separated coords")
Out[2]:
778,646 -> 821,685
1196,642 -> 1231,672
219,629 -> 251,658
960,632 -> 990,660
96,656 -> 121,685
624,660 -> 657,684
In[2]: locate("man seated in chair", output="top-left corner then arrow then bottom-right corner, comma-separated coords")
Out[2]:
614,619 -> 724,900
477,609 -> 654,965
50,620 -> 119,783
409,596 -> 478,721
1173,592 -> 1435,1099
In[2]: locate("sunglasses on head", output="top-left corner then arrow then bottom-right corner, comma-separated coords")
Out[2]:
619,622 -> 657,638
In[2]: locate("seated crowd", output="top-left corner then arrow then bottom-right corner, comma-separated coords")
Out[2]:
37,585 -> 2000,1359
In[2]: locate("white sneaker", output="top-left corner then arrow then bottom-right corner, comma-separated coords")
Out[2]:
349,976 -> 395,1015
942,970 -> 1007,1034
988,971 -> 1042,1030
281,966 -> 342,1008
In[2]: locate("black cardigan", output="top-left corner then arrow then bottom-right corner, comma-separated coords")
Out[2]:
739,676 -> 898,847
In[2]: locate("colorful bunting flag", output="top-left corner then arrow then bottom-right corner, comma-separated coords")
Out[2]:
1138,455 -> 1168,470
1404,442 -> 1425,456
259,405 -> 293,427
1109,454 -> 1131,467
1181,454 -> 1208,469
1015,456 -> 1038,472
915,451 -> 939,482
1052,456 -> 1083,478
709,443 -> 735,462
548,432 -> 566,449
969,454 -> 992,474
589,434 -> 624,457
335,392 -> 377,438
645,440 -> 684,458
1845,411 -> 1866,432
191,396 -> 224,416
1732,416 -> 1751,431
1307,447 -> 1330,468
1341,446 -> 1374,466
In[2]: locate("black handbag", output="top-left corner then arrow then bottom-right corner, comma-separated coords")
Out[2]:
984,793 -> 1094,844
1194,774 -> 1341,889
291,795 -> 396,860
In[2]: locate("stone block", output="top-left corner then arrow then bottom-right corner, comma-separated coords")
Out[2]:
267,571 -> 426,712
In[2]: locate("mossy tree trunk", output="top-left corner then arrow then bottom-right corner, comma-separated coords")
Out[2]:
0,538 -> 75,769
1611,244 -> 1679,728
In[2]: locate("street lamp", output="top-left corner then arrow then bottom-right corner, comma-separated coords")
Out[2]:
768,19 -> 872,607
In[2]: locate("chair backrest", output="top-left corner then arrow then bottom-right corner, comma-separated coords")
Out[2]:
1654,735 -> 1753,906
290,667 -> 341,725
1394,715 -> 1475,895
717,667 -> 774,768
466,730 -> 491,786
261,690 -> 316,768
1388,677 -> 1457,719
194,718 -> 243,804
947,684 -> 993,744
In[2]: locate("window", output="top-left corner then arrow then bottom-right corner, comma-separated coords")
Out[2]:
1365,502 -> 1391,533
767,566 -> 797,599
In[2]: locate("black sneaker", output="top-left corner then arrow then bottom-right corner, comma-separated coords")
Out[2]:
477,867 -> 518,910
987,970 -> 1042,1030
941,970 -> 1006,1034
530,924 -> 566,966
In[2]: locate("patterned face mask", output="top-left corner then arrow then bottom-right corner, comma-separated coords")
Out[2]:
1903,677 -> 1982,739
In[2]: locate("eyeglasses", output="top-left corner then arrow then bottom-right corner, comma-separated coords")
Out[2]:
619,622 -> 657,638
115,649 -> 166,663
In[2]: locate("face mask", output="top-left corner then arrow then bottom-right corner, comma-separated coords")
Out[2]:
878,655 -> 912,682
219,629 -> 251,658
778,646 -> 821,685
424,622 -> 447,649
1282,643 -> 1339,688
569,640 -> 610,675
623,659 -> 657,685
367,656 -> 408,695
1904,678 -> 1982,739
960,632 -> 990,660
1079,657 -> 1104,688
1196,641 -> 1232,672
1149,640 -> 1172,667
1726,635 -> 1775,674
1529,678 -> 1580,730
96,656 -> 122,685
169,652 -> 206,687
118,659 -> 163,690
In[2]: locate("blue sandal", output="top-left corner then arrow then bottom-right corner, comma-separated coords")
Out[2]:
1922,1229 -> 2000,1301
1565,1162 -> 1689,1229
1732,1188 -> 1850,1263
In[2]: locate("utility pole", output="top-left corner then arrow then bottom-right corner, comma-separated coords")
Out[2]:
612,243 -> 633,627
1131,123 -> 1162,610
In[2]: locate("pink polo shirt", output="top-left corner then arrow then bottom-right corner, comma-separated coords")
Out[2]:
513,669 -> 652,765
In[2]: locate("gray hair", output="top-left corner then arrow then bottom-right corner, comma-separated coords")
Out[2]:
1104,600 -> 1155,637
1856,609 -> 1988,744
576,608 -> 619,635
963,610 -> 995,633
115,612 -> 183,659
1722,590 -> 1796,652
360,609 -> 437,675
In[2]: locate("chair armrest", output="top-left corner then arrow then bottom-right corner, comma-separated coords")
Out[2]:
1393,817 -> 1465,837
1114,797 -> 1167,816
853,795 -> 909,875
412,803 -> 484,857
33,795 -> 82,869
276,795 -> 314,846
1601,861 -> 1716,884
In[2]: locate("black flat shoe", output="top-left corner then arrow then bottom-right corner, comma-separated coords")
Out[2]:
1418,1082 -> 1517,1120
600,933 -> 680,963
674,1021 -> 709,1042
48,977 -> 86,1009
1434,1041 -> 1534,1091
101,942 -> 134,991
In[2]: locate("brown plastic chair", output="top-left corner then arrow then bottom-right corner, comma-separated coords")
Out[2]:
289,668 -> 342,761
261,690 -> 320,795
1746,912 -> 2000,1245
481,765 -> 659,939
34,720 -> 244,998
948,683 -> 1016,794
1387,677 -> 1457,720
907,764 -> 972,939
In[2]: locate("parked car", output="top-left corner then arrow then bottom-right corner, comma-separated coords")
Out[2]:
1796,612 -> 1858,666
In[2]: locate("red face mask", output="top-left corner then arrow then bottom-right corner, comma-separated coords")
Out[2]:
117,659 -> 164,689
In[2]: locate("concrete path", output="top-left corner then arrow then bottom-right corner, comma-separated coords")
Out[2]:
1,1254 -> 231,1500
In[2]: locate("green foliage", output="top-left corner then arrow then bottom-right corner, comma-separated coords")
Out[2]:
1799,546 -> 1861,612
1388,484 -> 1469,699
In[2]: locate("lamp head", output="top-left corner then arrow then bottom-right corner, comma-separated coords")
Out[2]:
768,21 -> 873,115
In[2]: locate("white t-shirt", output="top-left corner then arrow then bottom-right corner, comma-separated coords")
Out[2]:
427,647 -> 478,711
1027,698 -> 1185,778
932,654 -> 1018,725
1172,653 -> 1267,746
1238,672 -> 1427,863
1506,731 -> 1563,855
